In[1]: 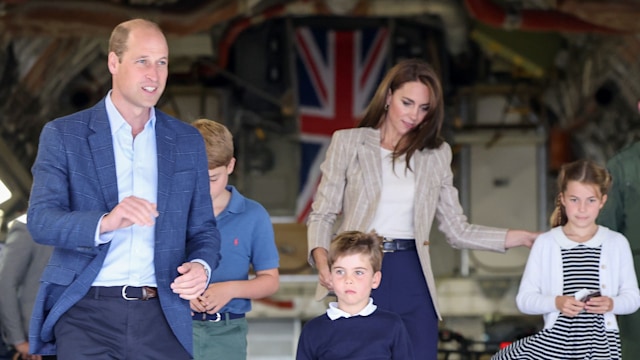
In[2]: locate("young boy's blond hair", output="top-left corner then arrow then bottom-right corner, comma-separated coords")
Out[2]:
192,118 -> 234,169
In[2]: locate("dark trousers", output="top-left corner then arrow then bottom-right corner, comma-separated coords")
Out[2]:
372,249 -> 439,360
54,288 -> 191,360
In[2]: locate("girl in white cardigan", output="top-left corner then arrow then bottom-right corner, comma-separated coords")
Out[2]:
493,159 -> 640,360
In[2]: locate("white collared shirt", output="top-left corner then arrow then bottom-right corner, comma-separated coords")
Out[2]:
326,298 -> 378,320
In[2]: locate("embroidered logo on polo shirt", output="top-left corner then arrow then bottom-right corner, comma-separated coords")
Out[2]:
234,238 -> 239,246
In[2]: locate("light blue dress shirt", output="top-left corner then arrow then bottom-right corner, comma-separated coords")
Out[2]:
93,92 -> 159,287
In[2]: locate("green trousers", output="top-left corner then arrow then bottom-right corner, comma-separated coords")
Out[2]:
193,316 -> 248,360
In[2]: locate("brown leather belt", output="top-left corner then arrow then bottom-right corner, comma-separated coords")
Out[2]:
89,285 -> 158,301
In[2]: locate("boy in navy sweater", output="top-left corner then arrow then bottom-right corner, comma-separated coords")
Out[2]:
296,231 -> 414,359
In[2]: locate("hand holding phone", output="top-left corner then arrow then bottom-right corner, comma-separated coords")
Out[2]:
580,290 -> 601,302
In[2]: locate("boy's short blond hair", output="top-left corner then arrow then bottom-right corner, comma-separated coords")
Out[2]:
192,118 -> 234,169
328,231 -> 384,273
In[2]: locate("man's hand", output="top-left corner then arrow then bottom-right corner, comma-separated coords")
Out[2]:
171,262 -> 208,300
100,196 -> 158,234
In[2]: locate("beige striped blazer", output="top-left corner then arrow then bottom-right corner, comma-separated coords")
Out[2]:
307,127 -> 508,319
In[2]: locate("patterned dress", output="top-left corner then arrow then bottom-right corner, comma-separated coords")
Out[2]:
492,243 -> 620,360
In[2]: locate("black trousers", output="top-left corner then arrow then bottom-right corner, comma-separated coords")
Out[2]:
54,289 -> 191,360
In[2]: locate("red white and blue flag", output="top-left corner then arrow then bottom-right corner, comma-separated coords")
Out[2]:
294,26 -> 389,223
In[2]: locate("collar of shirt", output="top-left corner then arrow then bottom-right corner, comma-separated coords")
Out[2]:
217,185 -> 245,218
326,297 -> 377,320
105,90 -> 156,134
553,225 -> 604,249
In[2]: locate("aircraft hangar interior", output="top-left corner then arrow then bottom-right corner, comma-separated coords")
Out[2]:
1,0 -> 640,359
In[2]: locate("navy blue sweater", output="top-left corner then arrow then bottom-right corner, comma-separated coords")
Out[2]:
296,309 -> 414,359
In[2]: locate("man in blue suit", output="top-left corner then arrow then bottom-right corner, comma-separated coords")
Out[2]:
27,18 -> 221,359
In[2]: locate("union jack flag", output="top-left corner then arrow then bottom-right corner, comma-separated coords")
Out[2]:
294,26 -> 389,223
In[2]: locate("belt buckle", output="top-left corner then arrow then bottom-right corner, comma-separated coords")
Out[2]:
208,313 -> 222,322
121,285 -> 149,301
382,237 -> 395,253
122,285 -> 138,300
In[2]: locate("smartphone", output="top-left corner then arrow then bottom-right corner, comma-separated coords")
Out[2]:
581,290 -> 601,302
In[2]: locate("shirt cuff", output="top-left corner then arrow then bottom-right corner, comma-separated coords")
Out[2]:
95,213 -> 114,246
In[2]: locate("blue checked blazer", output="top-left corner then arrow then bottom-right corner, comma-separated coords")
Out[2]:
27,98 -> 221,356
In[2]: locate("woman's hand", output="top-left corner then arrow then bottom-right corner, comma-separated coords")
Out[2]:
505,229 -> 541,249
312,247 -> 333,291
